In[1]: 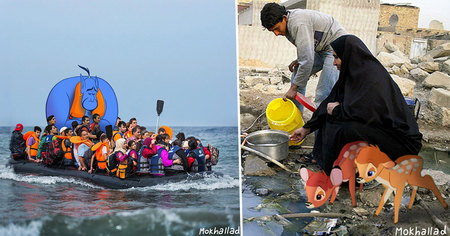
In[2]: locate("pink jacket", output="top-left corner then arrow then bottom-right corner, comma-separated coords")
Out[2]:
156,145 -> 173,167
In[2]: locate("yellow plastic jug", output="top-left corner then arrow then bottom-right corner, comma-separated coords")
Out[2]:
266,98 -> 304,146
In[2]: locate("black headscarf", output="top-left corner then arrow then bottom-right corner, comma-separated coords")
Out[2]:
304,35 -> 422,152
330,35 -> 347,59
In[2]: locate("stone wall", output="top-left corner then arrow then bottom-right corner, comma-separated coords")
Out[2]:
306,0 -> 380,54
238,0 -> 380,67
238,26 -> 297,67
379,4 -> 419,29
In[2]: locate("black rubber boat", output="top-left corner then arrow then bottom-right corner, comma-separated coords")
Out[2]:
7,159 -> 220,189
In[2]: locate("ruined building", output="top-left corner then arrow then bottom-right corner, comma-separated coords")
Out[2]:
377,3 -> 449,59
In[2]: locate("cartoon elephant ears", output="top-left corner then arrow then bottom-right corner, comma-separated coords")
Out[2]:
78,65 -> 90,77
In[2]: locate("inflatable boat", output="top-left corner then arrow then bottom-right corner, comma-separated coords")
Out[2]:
7,159 -> 220,189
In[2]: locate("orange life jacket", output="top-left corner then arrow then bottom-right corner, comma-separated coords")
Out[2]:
95,141 -> 110,170
56,136 -> 73,160
124,131 -> 132,139
71,137 -> 93,161
112,131 -> 123,144
69,82 -> 106,119
25,132 -> 40,157
70,136 -> 92,147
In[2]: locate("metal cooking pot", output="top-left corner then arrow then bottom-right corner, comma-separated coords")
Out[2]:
246,130 -> 290,161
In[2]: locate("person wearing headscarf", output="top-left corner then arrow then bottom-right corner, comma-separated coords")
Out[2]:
290,35 -> 422,174
142,137 -> 157,158
114,138 -> 128,162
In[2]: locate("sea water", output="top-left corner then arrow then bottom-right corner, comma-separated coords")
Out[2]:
0,126 -> 240,235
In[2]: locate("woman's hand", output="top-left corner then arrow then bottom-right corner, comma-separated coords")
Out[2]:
327,102 -> 340,115
288,60 -> 299,72
173,159 -> 181,165
290,127 -> 311,143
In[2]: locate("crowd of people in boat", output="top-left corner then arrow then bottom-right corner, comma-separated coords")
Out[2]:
9,115 -> 219,179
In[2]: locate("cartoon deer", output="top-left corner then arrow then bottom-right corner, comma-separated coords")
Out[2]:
354,145 -> 448,223
300,141 -> 368,208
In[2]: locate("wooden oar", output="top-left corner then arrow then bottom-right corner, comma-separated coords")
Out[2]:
156,100 -> 164,132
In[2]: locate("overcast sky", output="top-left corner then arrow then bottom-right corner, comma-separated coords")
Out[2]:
382,0 -> 450,30
280,0 -> 449,30
0,0 -> 238,128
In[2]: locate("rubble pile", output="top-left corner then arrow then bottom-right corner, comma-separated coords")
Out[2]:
377,41 -> 450,129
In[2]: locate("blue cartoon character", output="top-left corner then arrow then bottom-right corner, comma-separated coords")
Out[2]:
46,65 -> 118,132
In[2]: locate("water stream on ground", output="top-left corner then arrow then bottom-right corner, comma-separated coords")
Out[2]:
242,147 -> 450,235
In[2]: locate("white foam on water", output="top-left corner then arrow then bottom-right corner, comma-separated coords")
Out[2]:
0,165 -> 101,189
0,220 -> 42,236
123,174 -> 239,192
116,208 -> 200,236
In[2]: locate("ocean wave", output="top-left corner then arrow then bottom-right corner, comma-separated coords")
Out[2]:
0,221 -> 42,236
116,207 -> 239,230
124,174 -> 239,192
0,166 -> 100,189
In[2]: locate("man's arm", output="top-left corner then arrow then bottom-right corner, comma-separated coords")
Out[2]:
285,23 -> 315,100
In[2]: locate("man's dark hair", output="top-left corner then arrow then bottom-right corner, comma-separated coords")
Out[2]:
132,126 -> 140,134
62,128 -> 71,136
129,118 -> 137,123
176,132 -> 185,141
260,3 -> 287,29
161,133 -> 170,140
158,127 -> 166,134
46,115 -> 55,123
82,116 -> 89,123
155,134 -> 166,144
172,139 -> 183,147
186,136 -> 196,142
188,138 -> 198,150
71,121 -> 78,130
34,126 -> 41,132
93,113 -> 100,120
44,125 -> 53,134
100,133 -> 107,141
118,121 -> 126,128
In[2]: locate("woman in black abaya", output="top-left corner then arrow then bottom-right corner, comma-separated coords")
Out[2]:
290,35 -> 422,175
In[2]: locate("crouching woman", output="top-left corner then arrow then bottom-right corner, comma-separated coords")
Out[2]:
290,35 -> 422,175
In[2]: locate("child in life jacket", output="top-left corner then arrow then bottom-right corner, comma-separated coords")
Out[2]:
123,122 -> 133,139
88,134 -> 110,174
127,140 -> 138,171
165,139 -> 189,175
150,134 -> 181,176
139,136 -> 157,172
196,139 -> 212,171
25,126 -> 41,162
186,137 -> 207,172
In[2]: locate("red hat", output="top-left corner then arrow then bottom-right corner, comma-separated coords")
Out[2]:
15,123 -> 23,131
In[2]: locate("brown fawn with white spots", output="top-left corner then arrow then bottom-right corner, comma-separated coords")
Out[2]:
354,145 -> 448,223
300,141 -> 367,208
